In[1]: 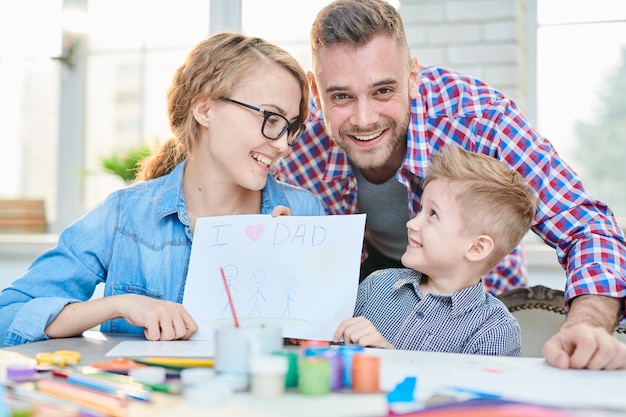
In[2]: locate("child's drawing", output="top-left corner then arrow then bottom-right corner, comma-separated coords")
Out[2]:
281,277 -> 298,317
248,269 -> 267,317
220,264 -> 239,316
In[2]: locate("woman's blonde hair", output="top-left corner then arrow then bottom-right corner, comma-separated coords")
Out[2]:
136,32 -> 309,181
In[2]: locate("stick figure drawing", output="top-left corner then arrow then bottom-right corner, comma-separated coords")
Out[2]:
248,269 -> 267,317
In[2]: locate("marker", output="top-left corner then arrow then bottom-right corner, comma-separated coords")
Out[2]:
140,357 -> 214,368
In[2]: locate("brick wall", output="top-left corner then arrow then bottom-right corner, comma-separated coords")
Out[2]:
399,0 -> 532,115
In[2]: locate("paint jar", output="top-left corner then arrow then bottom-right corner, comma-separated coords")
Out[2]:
129,366 -> 166,385
322,350 -> 344,391
338,344 -> 365,388
183,377 -> 234,406
249,355 -> 289,397
214,324 -> 282,379
301,347 -> 343,391
298,357 -> 331,395
5,364 -> 37,382
179,368 -> 216,388
351,353 -> 381,393
272,349 -> 299,388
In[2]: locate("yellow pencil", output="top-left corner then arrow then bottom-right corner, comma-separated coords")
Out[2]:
141,357 -> 214,367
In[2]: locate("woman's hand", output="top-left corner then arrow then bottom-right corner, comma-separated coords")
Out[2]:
270,205 -> 292,216
45,294 -> 198,341
119,294 -> 198,341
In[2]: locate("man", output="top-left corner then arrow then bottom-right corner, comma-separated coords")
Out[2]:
274,0 -> 626,369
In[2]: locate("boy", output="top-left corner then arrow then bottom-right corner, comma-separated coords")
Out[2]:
333,146 -> 538,356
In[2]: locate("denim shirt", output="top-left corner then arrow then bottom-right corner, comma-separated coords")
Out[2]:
0,161 -> 325,346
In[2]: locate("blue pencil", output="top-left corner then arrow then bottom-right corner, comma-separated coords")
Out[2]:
52,369 -> 151,401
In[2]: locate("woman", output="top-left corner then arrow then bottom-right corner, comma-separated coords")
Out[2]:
0,33 -> 324,346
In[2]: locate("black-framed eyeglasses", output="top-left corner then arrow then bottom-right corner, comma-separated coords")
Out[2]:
221,97 -> 305,146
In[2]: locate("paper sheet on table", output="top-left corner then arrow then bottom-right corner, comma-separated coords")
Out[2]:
183,214 -> 366,341
105,340 -> 214,358
375,349 -> 626,411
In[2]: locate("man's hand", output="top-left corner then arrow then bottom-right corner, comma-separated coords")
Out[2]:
333,316 -> 394,349
543,294 -> 626,369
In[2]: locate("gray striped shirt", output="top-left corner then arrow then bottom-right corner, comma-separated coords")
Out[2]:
355,268 -> 521,356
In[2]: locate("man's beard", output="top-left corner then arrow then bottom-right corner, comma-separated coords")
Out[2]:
332,110 -> 411,170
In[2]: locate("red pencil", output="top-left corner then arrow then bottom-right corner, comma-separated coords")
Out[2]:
220,267 -> 240,328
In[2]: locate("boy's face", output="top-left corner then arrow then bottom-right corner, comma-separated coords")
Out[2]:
401,179 -> 473,276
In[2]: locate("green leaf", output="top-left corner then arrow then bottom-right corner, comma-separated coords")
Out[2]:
99,145 -> 151,183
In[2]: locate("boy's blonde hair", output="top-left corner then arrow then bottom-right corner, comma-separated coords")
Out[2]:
423,146 -> 538,271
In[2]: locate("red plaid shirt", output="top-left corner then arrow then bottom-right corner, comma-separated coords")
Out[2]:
274,66 -> 626,309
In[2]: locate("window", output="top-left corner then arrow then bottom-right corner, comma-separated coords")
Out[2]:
0,0 -> 213,231
536,0 -> 626,220
241,0 -> 333,73
0,0 -> 62,224
83,0 -> 211,212
2,0 -> 625,236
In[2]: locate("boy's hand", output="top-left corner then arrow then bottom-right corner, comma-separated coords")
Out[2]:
333,316 -> 394,349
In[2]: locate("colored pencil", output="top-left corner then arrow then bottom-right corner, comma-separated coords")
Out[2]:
35,378 -> 126,417
52,369 -> 151,401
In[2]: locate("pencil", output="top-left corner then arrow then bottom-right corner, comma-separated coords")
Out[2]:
52,369 -> 151,402
221,266 -> 240,328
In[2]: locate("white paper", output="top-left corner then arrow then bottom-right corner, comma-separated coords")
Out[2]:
375,349 -> 626,411
183,214 -> 366,341
105,340 -> 214,358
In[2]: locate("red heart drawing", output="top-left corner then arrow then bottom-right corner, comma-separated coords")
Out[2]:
245,224 -> 265,242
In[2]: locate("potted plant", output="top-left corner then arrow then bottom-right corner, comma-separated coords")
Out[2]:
99,144 -> 151,183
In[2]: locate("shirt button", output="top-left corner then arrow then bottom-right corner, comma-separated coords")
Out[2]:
416,311 -> 424,319
349,180 -> 356,188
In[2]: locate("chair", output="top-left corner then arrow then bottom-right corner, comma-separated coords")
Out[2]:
497,285 -> 566,357
496,285 -> 626,357
617,324 -> 626,343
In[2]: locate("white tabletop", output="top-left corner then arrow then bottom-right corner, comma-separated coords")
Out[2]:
2,331 -> 624,417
